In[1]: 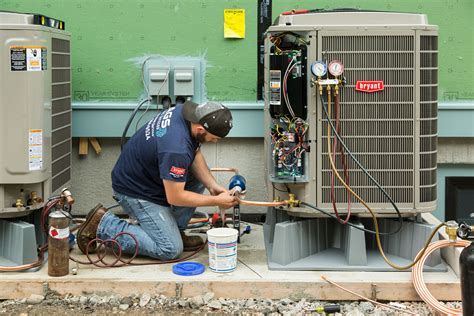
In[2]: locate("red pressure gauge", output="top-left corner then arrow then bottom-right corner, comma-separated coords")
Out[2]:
328,60 -> 344,77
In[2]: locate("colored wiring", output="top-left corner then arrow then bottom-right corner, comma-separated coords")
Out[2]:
282,57 -> 299,118
270,116 -> 309,179
270,32 -> 308,55
319,92 -> 403,233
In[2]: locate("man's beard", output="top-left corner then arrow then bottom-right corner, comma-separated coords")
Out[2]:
195,131 -> 208,143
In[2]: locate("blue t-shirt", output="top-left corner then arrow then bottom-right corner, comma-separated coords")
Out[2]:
112,104 -> 199,206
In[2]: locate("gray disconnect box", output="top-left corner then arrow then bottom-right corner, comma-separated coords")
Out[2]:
174,67 -> 194,96
148,67 -> 170,96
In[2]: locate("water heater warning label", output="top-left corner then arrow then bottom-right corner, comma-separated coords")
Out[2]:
10,46 -> 47,71
29,129 -> 43,171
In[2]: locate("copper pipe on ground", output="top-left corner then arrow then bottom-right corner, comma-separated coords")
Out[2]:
321,276 -> 418,315
0,246 -> 46,272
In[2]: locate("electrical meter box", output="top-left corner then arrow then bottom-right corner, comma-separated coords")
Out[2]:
0,11 -> 71,217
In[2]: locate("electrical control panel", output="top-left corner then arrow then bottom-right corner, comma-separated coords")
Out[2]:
269,117 -> 309,183
267,32 -> 309,183
269,46 -> 307,119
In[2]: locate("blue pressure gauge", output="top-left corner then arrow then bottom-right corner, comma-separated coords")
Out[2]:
311,61 -> 327,77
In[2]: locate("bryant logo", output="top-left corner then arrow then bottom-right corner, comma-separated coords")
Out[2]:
355,80 -> 384,93
170,166 -> 186,178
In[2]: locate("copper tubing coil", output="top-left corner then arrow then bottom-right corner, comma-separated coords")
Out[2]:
210,167 -> 239,174
235,196 -> 288,207
69,232 -> 206,268
411,239 -> 470,316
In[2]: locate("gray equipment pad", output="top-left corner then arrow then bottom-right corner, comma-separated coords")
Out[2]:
0,219 -> 38,266
263,208 -> 446,272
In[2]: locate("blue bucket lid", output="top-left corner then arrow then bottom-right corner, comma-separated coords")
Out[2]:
172,262 -> 205,276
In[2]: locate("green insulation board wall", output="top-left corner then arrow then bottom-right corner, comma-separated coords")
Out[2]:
0,0 -> 473,102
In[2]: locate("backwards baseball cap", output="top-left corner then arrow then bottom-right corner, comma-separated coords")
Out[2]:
182,101 -> 233,138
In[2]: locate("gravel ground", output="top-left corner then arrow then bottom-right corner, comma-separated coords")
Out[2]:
0,292 -> 463,315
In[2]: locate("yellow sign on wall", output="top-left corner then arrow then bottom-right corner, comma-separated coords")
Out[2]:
224,9 -> 245,39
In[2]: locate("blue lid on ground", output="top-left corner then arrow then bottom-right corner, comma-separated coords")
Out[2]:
172,262 -> 205,276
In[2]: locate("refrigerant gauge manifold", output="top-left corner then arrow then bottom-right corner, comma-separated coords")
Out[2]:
310,61 -> 327,77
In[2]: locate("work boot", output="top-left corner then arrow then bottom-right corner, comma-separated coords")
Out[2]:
76,203 -> 107,254
180,231 -> 204,251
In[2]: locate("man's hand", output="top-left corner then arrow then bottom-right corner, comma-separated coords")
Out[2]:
215,191 -> 237,209
208,184 -> 227,196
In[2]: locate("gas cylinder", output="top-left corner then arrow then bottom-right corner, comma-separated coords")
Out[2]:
48,210 -> 70,276
229,175 -> 246,193
460,241 -> 474,316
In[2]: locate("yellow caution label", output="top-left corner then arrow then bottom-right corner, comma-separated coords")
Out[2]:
224,9 -> 245,39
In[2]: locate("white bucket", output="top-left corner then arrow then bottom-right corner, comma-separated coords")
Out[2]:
206,228 -> 239,273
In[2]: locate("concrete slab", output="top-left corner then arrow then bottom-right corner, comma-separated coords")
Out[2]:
0,217 -> 462,301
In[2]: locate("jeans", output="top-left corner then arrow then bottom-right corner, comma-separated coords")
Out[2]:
97,174 -> 205,260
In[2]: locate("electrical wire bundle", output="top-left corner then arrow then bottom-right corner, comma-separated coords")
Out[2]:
269,32 -> 307,55
282,55 -> 300,118
270,116 -> 309,179
121,56 -> 171,150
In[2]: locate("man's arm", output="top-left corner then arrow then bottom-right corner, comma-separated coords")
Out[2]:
189,149 -> 226,196
163,180 -> 236,208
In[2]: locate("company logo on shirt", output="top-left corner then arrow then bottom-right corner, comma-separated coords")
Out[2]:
145,107 -> 175,141
155,128 -> 167,137
170,166 -> 186,178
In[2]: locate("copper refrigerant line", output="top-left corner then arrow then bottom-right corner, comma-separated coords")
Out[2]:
411,239 -> 470,316
68,231 -> 206,268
